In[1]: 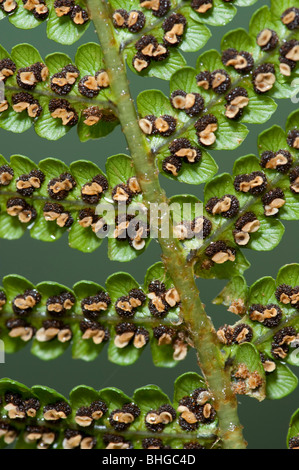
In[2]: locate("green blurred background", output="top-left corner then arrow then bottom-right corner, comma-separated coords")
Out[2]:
0,0 -> 298,449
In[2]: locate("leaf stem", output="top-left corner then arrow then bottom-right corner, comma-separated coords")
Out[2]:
86,0 -> 247,449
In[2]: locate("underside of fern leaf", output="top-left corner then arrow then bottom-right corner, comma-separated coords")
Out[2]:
0,0 -> 299,451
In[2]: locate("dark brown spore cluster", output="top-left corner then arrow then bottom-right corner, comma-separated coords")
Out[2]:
12,289 -> 41,316
259,352 -> 276,376
111,183 -> 133,205
232,323 -> 253,344
141,114 -> 176,136
192,216 -> 212,239
222,48 -> 254,74
50,64 -> 79,96
271,326 -> 298,360
289,436 -> 299,449
0,0 -> 18,14
115,288 -> 146,318
183,441 -> 204,449
80,174 -> 108,204
133,35 -> 169,72
0,165 -> 14,186
139,0 -> 170,17
252,63 -> 276,94
162,13 -> 187,47
162,137 -> 202,177
256,29 -> 278,52
170,90 -> 205,117
76,400 -> 107,423
234,171 -> 267,195
162,155 -> 182,176
6,317 -> 35,340
16,169 -> 45,197
78,70 -> 110,98
114,321 -> 149,349
53,0 -> 73,16
153,324 -> 176,344
148,280 -> 170,318
63,429 -> 96,449
43,401 -> 71,420
0,420 -> 17,444
109,403 -> 140,431
16,62 -> 48,90
22,0 -> 49,20
290,167 -> 299,194
4,391 -> 40,419
79,208 -> 107,235
39,319 -> 72,342
145,404 -> 176,433
209,69 -> 231,94
46,291 -> 75,318
6,198 -> 37,224
287,129 -> 299,149
142,438 -> 169,449
281,7 -> 299,30
79,319 -> 110,341
260,150 -> 293,173
191,0 -> 213,14
115,322 -> 137,338
262,188 -> 285,215
194,114 -> 218,147
279,40 -> 299,75
0,290 -> 7,310
225,87 -> 249,120
43,202 -> 73,228
205,194 -> 239,218
48,99 -> 78,126
47,172 -> 76,200
205,240 -> 236,261
12,92 -> 43,118
196,70 -> 212,90
275,284 -> 299,309
0,58 -> 16,82
234,212 -> 258,232
113,9 -> 145,32
81,291 -> 111,320
103,433 -> 133,449
249,304 -> 283,328
122,217 -> 149,250
53,0 -> 89,25
178,388 -> 216,431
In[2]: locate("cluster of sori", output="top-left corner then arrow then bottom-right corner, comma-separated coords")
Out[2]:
0,276 -> 187,360
53,0 -> 89,25
0,0 -> 89,24
0,156 -> 154,252
0,160 -> 108,227
132,13 -> 187,72
137,7 -> 299,151
169,127 -> 299,268
1,287 -> 76,344
130,0 -> 292,72
289,435 -> 299,450
231,362 -> 264,397
215,296 -> 299,383
22,0 -> 49,20
113,9 -> 146,33
0,58 -> 114,128
162,138 -> 203,176
0,382 -> 215,449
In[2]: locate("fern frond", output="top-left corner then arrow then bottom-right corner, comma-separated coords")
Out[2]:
213,264 -> 299,400
0,43 -> 118,141
0,262 -> 191,365
0,373 -> 218,449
